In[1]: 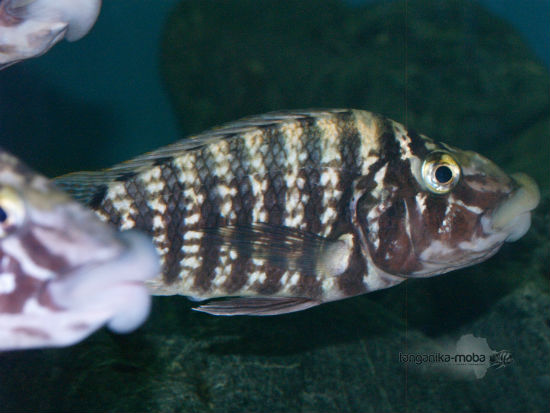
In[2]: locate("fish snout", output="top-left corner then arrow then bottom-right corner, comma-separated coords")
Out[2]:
491,173 -> 540,242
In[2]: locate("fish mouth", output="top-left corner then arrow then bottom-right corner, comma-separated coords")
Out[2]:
491,173 -> 540,242
47,230 -> 159,334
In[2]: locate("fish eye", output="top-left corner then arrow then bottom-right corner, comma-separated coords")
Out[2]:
435,165 -> 453,183
421,152 -> 460,194
0,186 -> 26,238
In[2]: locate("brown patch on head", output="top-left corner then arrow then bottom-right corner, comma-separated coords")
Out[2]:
12,327 -> 50,340
0,253 -> 42,314
0,44 -> 17,54
0,3 -> 23,26
368,201 -> 421,275
19,231 -> 71,275
453,179 -> 508,211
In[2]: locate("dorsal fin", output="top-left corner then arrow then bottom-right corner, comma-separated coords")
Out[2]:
107,108 -> 350,171
54,109 -> 352,205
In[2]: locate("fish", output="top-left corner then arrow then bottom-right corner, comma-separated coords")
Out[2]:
55,109 -> 540,316
0,0 -> 101,69
0,148 -> 159,351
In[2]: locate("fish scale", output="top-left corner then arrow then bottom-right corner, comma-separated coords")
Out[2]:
55,109 -> 540,315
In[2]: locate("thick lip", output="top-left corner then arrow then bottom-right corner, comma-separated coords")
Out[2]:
491,173 -> 540,240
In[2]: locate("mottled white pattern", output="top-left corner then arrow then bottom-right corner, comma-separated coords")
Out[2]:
282,122 -> 306,229
317,117 -> 342,166
393,121 -> 413,161
250,174 -> 268,223
140,166 -> 169,264
318,168 -> 341,236
354,110 -> 381,175
106,182 -> 136,230
211,246 -> 232,289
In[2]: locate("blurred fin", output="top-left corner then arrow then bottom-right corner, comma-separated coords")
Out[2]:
193,297 -> 321,316
202,223 -> 331,274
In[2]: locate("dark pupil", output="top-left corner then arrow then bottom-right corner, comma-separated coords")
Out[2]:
0,207 -> 6,223
435,165 -> 453,183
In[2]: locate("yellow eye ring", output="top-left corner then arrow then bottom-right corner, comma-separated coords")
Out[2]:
0,186 -> 26,238
421,152 -> 461,194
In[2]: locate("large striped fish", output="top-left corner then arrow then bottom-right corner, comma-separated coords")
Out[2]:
56,109 -> 540,315
0,148 -> 158,351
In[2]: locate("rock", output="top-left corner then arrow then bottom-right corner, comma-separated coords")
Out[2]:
161,0 -> 549,157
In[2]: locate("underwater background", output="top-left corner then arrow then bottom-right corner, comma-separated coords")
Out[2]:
0,0 -> 549,411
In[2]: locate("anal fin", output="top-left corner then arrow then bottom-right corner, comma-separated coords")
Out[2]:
193,297 -> 321,316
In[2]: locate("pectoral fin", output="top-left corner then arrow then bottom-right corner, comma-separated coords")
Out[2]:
202,224 -> 353,277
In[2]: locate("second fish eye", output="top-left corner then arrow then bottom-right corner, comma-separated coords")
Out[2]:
0,186 -> 26,238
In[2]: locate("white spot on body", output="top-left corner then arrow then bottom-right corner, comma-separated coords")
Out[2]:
419,240 -> 455,261
217,185 -> 237,198
289,272 -> 300,286
321,277 -> 334,294
318,168 -> 341,236
220,198 -> 233,218
148,198 -> 167,215
184,213 -> 200,226
211,248 -> 232,289
363,260 -> 404,292
252,258 -> 265,266
250,175 -> 267,223
22,297 -> 50,315
279,271 -> 290,285
319,207 -> 336,225
106,183 -> 137,230
457,217 -> 507,252
0,273 -> 16,294
184,231 -> 203,241
415,193 -> 427,214
139,165 -> 161,182
439,204 -> 453,234
181,256 -> 201,270
242,270 -> 268,291
152,215 -> 164,230
449,196 -> 484,214
183,244 -> 200,254
370,163 -> 388,199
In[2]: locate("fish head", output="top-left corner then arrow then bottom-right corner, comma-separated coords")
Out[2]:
0,0 -> 101,69
355,120 -> 540,278
0,149 -> 159,351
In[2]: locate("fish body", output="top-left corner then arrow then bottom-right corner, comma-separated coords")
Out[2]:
56,109 -> 540,315
0,148 -> 158,351
0,0 -> 101,69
